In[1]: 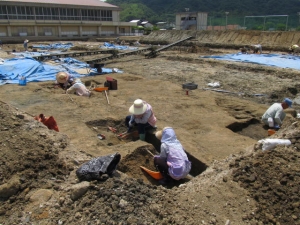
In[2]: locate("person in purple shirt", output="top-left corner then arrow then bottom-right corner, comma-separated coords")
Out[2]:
154,127 -> 191,184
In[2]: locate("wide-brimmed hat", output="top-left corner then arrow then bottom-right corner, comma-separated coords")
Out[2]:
155,127 -> 170,140
155,130 -> 163,140
129,99 -> 147,115
284,98 -> 293,108
56,72 -> 68,84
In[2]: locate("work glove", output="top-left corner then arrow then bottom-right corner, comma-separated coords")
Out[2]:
128,121 -> 135,128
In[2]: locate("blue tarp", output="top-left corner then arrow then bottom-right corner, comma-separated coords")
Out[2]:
202,53 -> 300,70
101,42 -> 138,50
32,43 -> 74,50
0,57 -> 122,85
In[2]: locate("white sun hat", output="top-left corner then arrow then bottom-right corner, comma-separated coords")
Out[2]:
129,99 -> 147,115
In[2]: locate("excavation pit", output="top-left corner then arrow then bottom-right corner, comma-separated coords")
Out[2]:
85,119 -> 207,186
226,118 -> 268,140
118,145 -> 207,188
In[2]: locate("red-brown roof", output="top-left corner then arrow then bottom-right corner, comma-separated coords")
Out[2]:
1,0 -> 119,8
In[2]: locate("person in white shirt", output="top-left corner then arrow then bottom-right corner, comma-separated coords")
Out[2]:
261,98 -> 292,128
66,79 -> 91,97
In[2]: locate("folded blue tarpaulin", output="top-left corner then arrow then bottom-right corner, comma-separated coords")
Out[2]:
0,57 -> 122,85
101,42 -> 138,50
32,43 -> 73,50
0,57 -> 82,85
202,53 -> 300,70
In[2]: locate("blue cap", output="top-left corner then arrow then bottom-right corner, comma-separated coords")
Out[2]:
284,98 -> 292,108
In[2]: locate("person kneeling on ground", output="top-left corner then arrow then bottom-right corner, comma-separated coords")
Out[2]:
55,71 -> 74,90
250,44 -> 262,54
261,98 -> 292,129
288,44 -> 299,54
66,78 -> 91,97
154,127 -> 191,185
125,99 -> 156,141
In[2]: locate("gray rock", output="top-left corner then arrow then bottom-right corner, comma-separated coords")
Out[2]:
70,181 -> 90,201
0,175 -> 20,198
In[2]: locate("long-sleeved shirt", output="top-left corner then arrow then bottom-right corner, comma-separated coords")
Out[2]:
66,82 -> 90,96
261,103 -> 286,126
129,102 -> 156,127
155,127 -> 191,180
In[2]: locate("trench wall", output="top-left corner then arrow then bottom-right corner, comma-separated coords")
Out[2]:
140,30 -> 300,51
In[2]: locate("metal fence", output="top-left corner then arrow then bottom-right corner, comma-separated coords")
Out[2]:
207,15 -> 300,31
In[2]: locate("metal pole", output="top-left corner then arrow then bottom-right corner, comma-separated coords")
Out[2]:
225,12 -> 229,30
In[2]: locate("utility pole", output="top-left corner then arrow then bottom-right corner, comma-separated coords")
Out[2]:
225,12 -> 229,30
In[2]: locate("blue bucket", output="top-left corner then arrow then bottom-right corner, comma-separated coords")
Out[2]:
19,76 -> 27,86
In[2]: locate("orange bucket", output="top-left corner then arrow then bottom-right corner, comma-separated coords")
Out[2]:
140,166 -> 163,180
94,87 -> 109,92
268,129 -> 276,136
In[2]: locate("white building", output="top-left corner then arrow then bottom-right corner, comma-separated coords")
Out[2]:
0,0 -> 137,42
175,11 -> 208,30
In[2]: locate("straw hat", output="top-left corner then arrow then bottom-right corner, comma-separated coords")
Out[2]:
129,99 -> 147,115
56,72 -> 68,84
155,127 -> 172,140
155,130 -> 163,140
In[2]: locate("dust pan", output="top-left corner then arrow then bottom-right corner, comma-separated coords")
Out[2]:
268,129 -> 276,136
140,166 -> 163,180
94,87 -> 109,92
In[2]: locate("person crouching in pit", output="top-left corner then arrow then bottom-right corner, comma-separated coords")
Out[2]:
154,127 -> 192,185
125,99 -> 156,141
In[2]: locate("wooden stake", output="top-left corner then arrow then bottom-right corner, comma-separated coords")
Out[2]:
104,90 -> 110,104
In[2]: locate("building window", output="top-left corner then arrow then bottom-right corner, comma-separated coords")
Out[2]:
7,6 -> 17,19
18,27 -> 27,36
0,6 -> 8,19
0,5 -> 112,22
44,27 -> 52,36
101,10 -> 112,21
36,7 -> 44,20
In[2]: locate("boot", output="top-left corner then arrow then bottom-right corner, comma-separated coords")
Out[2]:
139,134 -> 145,141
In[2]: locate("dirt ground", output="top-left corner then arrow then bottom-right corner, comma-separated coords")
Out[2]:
1,39 -> 300,224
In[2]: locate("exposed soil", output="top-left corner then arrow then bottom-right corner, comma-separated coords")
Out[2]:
0,38 -> 300,225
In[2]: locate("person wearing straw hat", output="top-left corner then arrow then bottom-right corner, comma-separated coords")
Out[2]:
55,71 -> 74,90
288,44 -> 300,55
154,127 -> 191,185
261,98 -> 293,129
66,78 -> 91,97
125,99 -> 157,141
